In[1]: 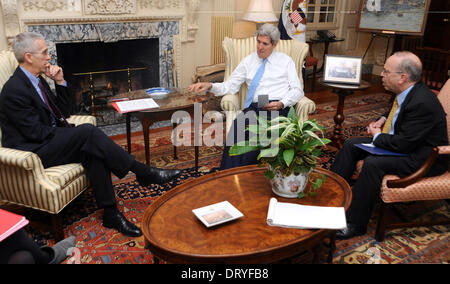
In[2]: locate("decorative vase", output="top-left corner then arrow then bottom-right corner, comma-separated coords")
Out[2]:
269,168 -> 310,198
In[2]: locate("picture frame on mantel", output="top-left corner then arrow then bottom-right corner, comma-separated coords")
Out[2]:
323,55 -> 363,86
357,0 -> 431,35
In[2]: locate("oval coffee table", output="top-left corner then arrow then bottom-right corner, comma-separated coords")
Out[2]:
142,165 -> 351,263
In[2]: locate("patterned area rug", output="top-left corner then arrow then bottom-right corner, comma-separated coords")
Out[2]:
9,92 -> 449,264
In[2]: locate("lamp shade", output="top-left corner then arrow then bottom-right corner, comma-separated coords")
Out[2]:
243,0 -> 278,23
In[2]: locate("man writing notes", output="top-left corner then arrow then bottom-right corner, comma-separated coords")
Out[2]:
330,51 -> 449,239
189,24 -> 304,170
0,32 -> 181,237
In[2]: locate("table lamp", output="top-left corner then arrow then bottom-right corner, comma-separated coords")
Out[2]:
242,0 -> 278,28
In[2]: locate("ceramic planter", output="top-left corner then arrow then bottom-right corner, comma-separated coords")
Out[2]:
269,167 -> 311,198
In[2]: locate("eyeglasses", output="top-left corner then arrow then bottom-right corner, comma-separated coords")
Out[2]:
28,50 -> 49,57
381,68 -> 403,76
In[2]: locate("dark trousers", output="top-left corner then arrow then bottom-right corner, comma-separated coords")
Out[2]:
330,137 -> 425,226
219,103 -> 290,170
35,124 -> 134,209
0,229 -> 50,264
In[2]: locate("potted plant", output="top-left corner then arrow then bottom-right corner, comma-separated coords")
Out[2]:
229,107 -> 330,198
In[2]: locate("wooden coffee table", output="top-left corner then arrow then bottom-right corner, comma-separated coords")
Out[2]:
142,165 -> 352,264
113,89 -> 208,170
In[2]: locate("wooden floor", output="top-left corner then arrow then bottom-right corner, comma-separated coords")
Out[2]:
304,74 -> 387,104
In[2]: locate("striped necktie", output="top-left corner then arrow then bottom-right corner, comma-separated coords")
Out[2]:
382,99 -> 398,133
244,58 -> 267,109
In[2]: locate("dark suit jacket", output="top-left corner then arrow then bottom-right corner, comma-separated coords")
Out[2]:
374,82 -> 448,176
0,67 -> 71,152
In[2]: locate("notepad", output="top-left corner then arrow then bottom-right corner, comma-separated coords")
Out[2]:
355,143 -> 408,156
266,198 -> 346,230
0,209 -> 29,242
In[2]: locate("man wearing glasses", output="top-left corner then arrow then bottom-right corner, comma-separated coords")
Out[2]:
0,32 -> 182,238
330,51 -> 449,239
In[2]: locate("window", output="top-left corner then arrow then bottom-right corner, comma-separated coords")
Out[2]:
307,0 -> 337,28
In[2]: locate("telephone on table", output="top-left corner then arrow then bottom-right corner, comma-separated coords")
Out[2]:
317,30 -> 336,41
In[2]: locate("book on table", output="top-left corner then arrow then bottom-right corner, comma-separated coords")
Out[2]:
0,209 -> 29,242
111,98 -> 159,114
266,198 -> 347,230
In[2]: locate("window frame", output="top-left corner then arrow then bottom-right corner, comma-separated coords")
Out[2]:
305,0 -> 340,31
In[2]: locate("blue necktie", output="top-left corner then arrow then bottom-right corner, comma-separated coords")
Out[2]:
244,59 -> 267,109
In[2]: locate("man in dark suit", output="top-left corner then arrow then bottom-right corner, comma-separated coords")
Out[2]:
330,51 -> 449,239
0,32 -> 181,237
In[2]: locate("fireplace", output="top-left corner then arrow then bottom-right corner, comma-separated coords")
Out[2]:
28,21 -> 179,126
56,39 -> 160,115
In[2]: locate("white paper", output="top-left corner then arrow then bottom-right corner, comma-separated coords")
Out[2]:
115,98 -> 159,113
193,201 -> 243,228
266,198 -> 347,230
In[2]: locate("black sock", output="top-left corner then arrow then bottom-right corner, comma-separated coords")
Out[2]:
130,160 -> 151,178
103,205 -> 119,217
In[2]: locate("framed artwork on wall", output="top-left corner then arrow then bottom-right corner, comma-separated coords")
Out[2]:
323,55 -> 363,85
357,0 -> 431,35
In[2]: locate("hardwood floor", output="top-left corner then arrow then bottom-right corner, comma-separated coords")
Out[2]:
304,74 -> 388,104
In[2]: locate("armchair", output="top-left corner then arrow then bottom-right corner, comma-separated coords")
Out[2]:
375,79 -> 450,241
0,50 -> 96,241
220,37 -> 316,133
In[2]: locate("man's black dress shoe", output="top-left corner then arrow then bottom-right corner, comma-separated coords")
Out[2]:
103,211 -> 142,237
136,167 -> 181,186
336,223 -> 367,240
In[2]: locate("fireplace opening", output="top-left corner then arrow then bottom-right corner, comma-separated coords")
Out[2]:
56,38 -> 159,125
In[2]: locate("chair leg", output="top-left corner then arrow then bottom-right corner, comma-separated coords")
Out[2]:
51,214 -> 65,242
311,65 -> 316,92
375,202 -> 390,242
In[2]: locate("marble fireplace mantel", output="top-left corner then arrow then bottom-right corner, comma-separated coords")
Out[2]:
1,0 -> 201,87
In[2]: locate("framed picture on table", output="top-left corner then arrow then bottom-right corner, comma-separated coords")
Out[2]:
323,55 -> 363,85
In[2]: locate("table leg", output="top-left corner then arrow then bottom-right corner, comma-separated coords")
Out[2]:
142,120 -> 151,165
126,114 -> 131,154
172,123 -> 178,160
327,232 -> 336,264
195,145 -> 199,172
330,88 -> 353,149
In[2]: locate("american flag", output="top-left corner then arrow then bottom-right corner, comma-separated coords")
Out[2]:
289,10 -> 303,25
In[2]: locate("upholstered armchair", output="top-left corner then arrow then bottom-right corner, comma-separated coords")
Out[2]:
220,37 -> 316,133
0,50 -> 96,241
374,79 -> 450,241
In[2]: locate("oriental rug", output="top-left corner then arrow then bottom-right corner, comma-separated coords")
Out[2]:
7,92 -> 449,264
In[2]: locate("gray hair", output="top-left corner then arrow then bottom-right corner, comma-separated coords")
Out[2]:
13,32 -> 45,63
393,51 -> 422,83
257,24 -> 280,45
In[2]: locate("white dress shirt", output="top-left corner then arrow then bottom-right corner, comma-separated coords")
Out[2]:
210,51 -> 304,108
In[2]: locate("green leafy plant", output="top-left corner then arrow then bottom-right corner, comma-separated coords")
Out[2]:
229,107 -> 330,198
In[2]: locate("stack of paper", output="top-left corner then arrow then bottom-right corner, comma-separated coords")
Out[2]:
266,198 -> 346,230
112,98 -> 159,114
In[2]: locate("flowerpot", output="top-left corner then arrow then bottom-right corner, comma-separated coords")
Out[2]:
269,168 -> 310,198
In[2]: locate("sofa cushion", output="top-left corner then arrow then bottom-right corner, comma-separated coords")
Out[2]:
44,163 -> 86,187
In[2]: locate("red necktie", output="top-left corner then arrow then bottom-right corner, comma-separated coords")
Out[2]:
38,79 -> 55,115
38,79 -> 72,128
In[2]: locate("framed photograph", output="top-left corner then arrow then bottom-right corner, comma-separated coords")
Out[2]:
357,0 -> 431,35
323,55 -> 363,85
